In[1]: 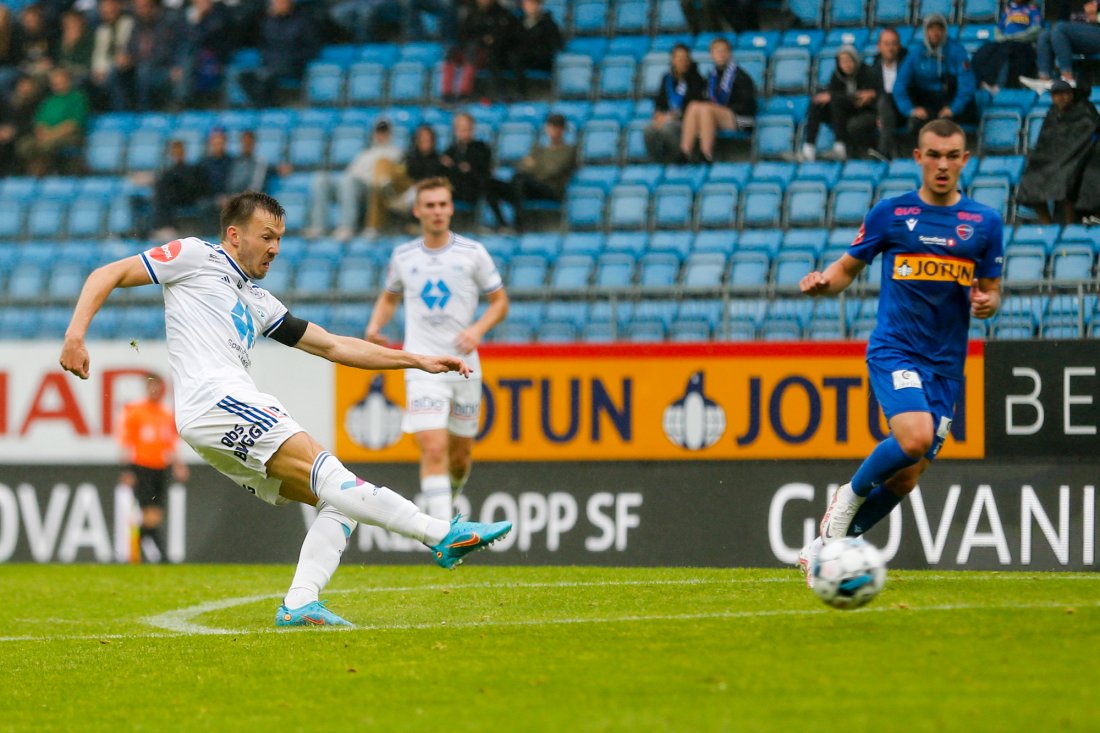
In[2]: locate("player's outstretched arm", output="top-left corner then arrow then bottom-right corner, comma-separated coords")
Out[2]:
60,256 -> 154,379
970,277 -> 1002,319
800,253 -> 865,297
295,322 -> 472,377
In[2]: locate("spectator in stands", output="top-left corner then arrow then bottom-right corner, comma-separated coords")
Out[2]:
198,127 -> 234,211
56,10 -> 94,88
871,26 -> 908,160
972,1 -> 1042,94
441,0 -> 515,103
227,130 -> 276,195
0,74 -> 42,176
0,7 -> 23,89
307,118 -> 403,241
495,112 -> 576,233
238,0 -> 319,107
1020,1 -> 1100,92
89,0 -> 135,110
17,66 -> 88,175
17,5 -> 57,82
1016,79 -> 1100,224
440,111 -> 493,214
679,36 -> 756,164
148,138 -> 206,239
893,13 -> 978,145
507,0 -> 563,99
178,0 -> 234,107
645,42 -> 706,164
799,45 -> 877,162
680,0 -> 759,34
365,123 -> 445,236
112,0 -> 179,111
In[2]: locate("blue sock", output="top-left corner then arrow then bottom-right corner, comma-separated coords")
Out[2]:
847,485 -> 904,537
850,435 -> 918,497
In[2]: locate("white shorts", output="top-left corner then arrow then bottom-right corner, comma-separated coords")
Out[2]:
179,391 -> 304,506
403,378 -> 482,437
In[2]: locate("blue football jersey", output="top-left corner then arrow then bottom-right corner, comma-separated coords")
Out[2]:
848,191 -> 1004,377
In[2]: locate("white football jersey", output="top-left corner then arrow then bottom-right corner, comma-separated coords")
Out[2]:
383,233 -> 503,382
139,237 -> 289,429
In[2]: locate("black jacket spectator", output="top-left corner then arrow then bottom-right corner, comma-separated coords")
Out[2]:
645,45 -> 706,163
708,61 -> 757,120
442,0 -> 516,100
238,0 -> 319,106
441,138 -> 492,205
180,0 -> 235,103
508,0 -> 563,96
801,46 -> 878,160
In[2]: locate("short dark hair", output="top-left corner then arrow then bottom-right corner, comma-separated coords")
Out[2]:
709,36 -> 731,50
220,191 -> 285,233
918,118 -> 966,147
671,42 -> 691,55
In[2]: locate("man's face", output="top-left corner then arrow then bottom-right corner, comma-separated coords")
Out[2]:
916,132 -> 968,198
145,377 -> 165,402
878,31 -> 900,62
99,0 -> 121,22
134,0 -> 156,20
925,23 -> 946,48
1052,89 -> 1073,112
413,187 -> 454,236
228,208 -> 285,280
522,0 -> 541,18
545,122 -> 564,145
453,115 -> 473,143
49,70 -> 71,94
240,132 -> 255,155
208,131 -> 227,156
671,47 -> 690,75
710,42 -> 730,67
837,53 -> 857,76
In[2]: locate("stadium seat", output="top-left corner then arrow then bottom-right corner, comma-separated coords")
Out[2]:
1024,108 -> 1047,151
598,56 -> 638,99
565,185 -> 607,230
572,0 -> 610,35
347,62 -> 387,105
86,130 -> 127,174
551,254 -> 595,291
695,183 -> 738,229
978,155 -> 1025,184
828,0 -> 865,26
305,62 -> 344,105
594,252 -> 636,290
830,181 -> 874,227
979,111 -> 1022,155
1050,245 -> 1095,282
784,181 -> 828,228
67,197 -> 108,238
740,183 -> 783,228
652,184 -> 694,230
1011,224 -> 1061,253
554,55 -> 595,99
727,252 -> 771,291
917,0 -> 955,23
968,176 -> 1011,218
388,61 -> 428,104
608,184 -> 651,230
681,252 -> 726,290
638,251 -> 680,288
26,199 -> 67,239
495,121 -> 537,166
518,232 -> 563,260
872,0 -> 911,26
509,255 -> 550,293
752,116 -> 796,160
787,0 -> 823,27
580,120 -> 621,165
768,48 -> 811,95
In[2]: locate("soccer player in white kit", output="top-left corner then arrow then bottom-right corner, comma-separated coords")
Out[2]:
59,192 -> 512,627
365,177 -> 509,520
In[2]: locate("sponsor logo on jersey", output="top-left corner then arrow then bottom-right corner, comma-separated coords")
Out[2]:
956,224 -> 974,241
957,211 -> 983,222
894,206 -> 921,216
420,279 -> 451,309
891,369 -> 923,390
893,254 -> 974,285
918,235 -> 956,247
231,298 -> 256,349
147,239 -> 182,262
906,218 -> 918,231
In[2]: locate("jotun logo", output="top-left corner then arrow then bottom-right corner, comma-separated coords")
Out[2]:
893,254 -> 974,285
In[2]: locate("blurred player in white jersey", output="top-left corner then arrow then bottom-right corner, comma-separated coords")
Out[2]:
59,191 -> 511,628
365,177 -> 509,521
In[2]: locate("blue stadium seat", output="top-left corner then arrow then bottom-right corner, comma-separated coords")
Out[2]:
917,0 -> 955,23
609,35 -> 653,61
1003,245 -> 1045,283
572,0 -> 610,35
579,120 -> 621,165
286,126 -> 328,169
872,0 -> 911,26
46,263 -> 88,300
329,125 -> 368,168
388,61 -> 428,104
753,115 -> 796,160
67,197 -> 108,238
622,119 -> 649,163
707,162 -> 752,186
957,24 -> 996,54
828,0 -> 866,26
787,0 -> 823,27
652,184 -> 694,229
335,257 -> 378,296
537,320 -> 579,343
979,111 -> 1022,155
612,0 -> 650,34
638,251 -> 680,288
86,130 -> 127,174
823,28 -> 869,50
305,62 -> 344,105
749,160 -> 796,187
555,55 -> 595,100
654,0 -> 688,32
1051,245 -> 1095,282
1012,224 -> 1061,253
620,163 -> 664,190
877,177 -> 915,201
594,252 -> 636,290
681,252 -> 727,290
669,319 -> 711,342
772,251 -> 816,290
563,185 -> 605,232
26,198 -> 67,239
692,230 -> 737,256
728,252 -> 771,290
639,51 -> 668,98
768,48 -> 811,95
560,231 -> 605,257
962,0 -> 998,23
830,181 -> 874,227
551,254 -> 595,291
0,200 -> 26,239
989,88 -> 1037,115
740,182 -> 783,228
1024,108 -> 1047,151
597,56 -> 638,100
495,121 -> 537,166
978,155 -> 1025,184
968,176 -> 1011,218
517,232 -> 563,260
7,263 -> 46,299
347,62 -> 387,105
608,184 -> 651,230
509,254 -> 550,292
565,36 -> 610,63
695,183 -> 738,229
573,165 -> 621,192
126,129 -> 165,172
784,181 -> 828,228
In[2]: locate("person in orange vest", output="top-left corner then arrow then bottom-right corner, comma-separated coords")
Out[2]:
118,372 -> 189,562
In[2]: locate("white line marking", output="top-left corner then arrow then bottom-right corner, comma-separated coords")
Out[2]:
0,574 -> 1095,643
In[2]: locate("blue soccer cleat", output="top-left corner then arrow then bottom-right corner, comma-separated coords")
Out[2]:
275,600 -> 353,627
428,515 -> 512,570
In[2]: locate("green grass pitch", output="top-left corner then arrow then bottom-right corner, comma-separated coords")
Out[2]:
1,564 -> 1097,732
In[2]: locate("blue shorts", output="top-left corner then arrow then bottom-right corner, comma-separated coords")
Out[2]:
867,357 -> 962,461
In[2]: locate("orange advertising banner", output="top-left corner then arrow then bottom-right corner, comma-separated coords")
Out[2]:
334,342 -> 985,462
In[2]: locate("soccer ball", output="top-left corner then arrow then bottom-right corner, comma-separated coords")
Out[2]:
811,537 -> 887,610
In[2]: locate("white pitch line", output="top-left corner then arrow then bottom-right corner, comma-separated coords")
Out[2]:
0,574 -> 1096,644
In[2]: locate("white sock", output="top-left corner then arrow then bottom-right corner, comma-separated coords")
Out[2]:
311,451 -> 449,544
284,503 -> 356,609
422,473 -> 453,521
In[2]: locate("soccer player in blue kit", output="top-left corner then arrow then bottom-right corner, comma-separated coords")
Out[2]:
797,119 -> 1004,585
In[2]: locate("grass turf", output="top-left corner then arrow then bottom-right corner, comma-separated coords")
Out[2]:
1,565 -> 1097,732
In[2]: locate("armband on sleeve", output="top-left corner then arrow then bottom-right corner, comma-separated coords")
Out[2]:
267,312 -> 309,347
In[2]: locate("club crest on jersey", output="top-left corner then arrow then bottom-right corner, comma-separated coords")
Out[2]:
956,224 -> 974,241
147,239 -> 182,262
420,279 -> 451,310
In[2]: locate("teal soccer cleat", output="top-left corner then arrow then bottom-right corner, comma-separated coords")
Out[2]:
275,600 -> 353,628
428,515 -> 512,570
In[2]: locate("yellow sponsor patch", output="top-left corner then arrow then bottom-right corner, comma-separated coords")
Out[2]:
893,254 -> 974,285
